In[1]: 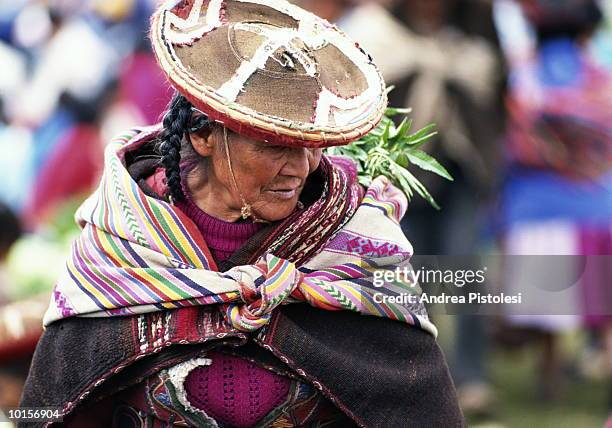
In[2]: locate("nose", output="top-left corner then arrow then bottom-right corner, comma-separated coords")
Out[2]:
280,147 -> 312,180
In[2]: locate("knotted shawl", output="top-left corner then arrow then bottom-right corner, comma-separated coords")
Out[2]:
44,126 -> 436,337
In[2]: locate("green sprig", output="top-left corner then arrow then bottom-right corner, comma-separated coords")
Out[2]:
326,103 -> 452,210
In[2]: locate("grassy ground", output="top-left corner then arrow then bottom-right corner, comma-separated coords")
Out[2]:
469,349 -> 609,428
436,317 -> 610,428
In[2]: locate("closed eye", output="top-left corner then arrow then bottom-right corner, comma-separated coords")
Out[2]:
253,142 -> 288,157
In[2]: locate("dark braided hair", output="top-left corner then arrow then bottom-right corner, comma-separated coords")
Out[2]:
157,93 -> 211,203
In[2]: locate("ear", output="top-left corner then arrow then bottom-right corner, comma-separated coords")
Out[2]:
189,128 -> 215,157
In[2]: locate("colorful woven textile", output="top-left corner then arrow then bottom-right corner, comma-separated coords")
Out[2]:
44,126 -> 435,336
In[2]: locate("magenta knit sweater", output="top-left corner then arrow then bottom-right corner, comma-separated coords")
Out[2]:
176,196 -> 265,262
176,196 -> 292,427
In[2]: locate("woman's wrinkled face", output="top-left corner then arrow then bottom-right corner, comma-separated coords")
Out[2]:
189,126 -> 322,222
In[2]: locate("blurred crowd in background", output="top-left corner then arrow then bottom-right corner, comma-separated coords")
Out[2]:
0,0 -> 611,426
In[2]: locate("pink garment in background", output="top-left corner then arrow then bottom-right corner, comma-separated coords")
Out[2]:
119,52 -> 173,125
24,125 -> 103,228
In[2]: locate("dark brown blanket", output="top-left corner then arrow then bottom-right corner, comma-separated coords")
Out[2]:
20,303 -> 464,427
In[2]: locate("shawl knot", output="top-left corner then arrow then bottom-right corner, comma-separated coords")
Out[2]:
226,254 -> 304,332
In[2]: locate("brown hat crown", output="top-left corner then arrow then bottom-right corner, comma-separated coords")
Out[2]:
151,0 -> 387,147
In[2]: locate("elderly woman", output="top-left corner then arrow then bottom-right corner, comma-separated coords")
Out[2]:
20,1 -> 463,427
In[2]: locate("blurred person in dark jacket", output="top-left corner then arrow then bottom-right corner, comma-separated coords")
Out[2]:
0,201 -> 27,414
0,201 -> 22,303
339,0 -> 505,415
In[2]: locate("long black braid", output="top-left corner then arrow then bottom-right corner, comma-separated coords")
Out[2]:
157,93 -> 210,203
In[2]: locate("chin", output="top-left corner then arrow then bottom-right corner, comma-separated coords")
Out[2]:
258,200 -> 299,222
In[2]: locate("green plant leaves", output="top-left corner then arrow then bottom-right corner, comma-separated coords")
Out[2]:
406,150 -> 453,181
325,105 -> 453,210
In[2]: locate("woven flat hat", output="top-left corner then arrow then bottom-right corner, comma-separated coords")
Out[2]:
151,0 -> 387,147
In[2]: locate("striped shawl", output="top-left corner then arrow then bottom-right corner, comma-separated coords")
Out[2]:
44,126 -> 436,337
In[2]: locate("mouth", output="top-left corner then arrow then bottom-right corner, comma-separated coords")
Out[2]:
266,188 -> 299,200
265,180 -> 305,201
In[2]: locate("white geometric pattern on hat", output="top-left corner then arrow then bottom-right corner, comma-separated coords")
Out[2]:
164,0 -> 224,45
163,0 -> 382,127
